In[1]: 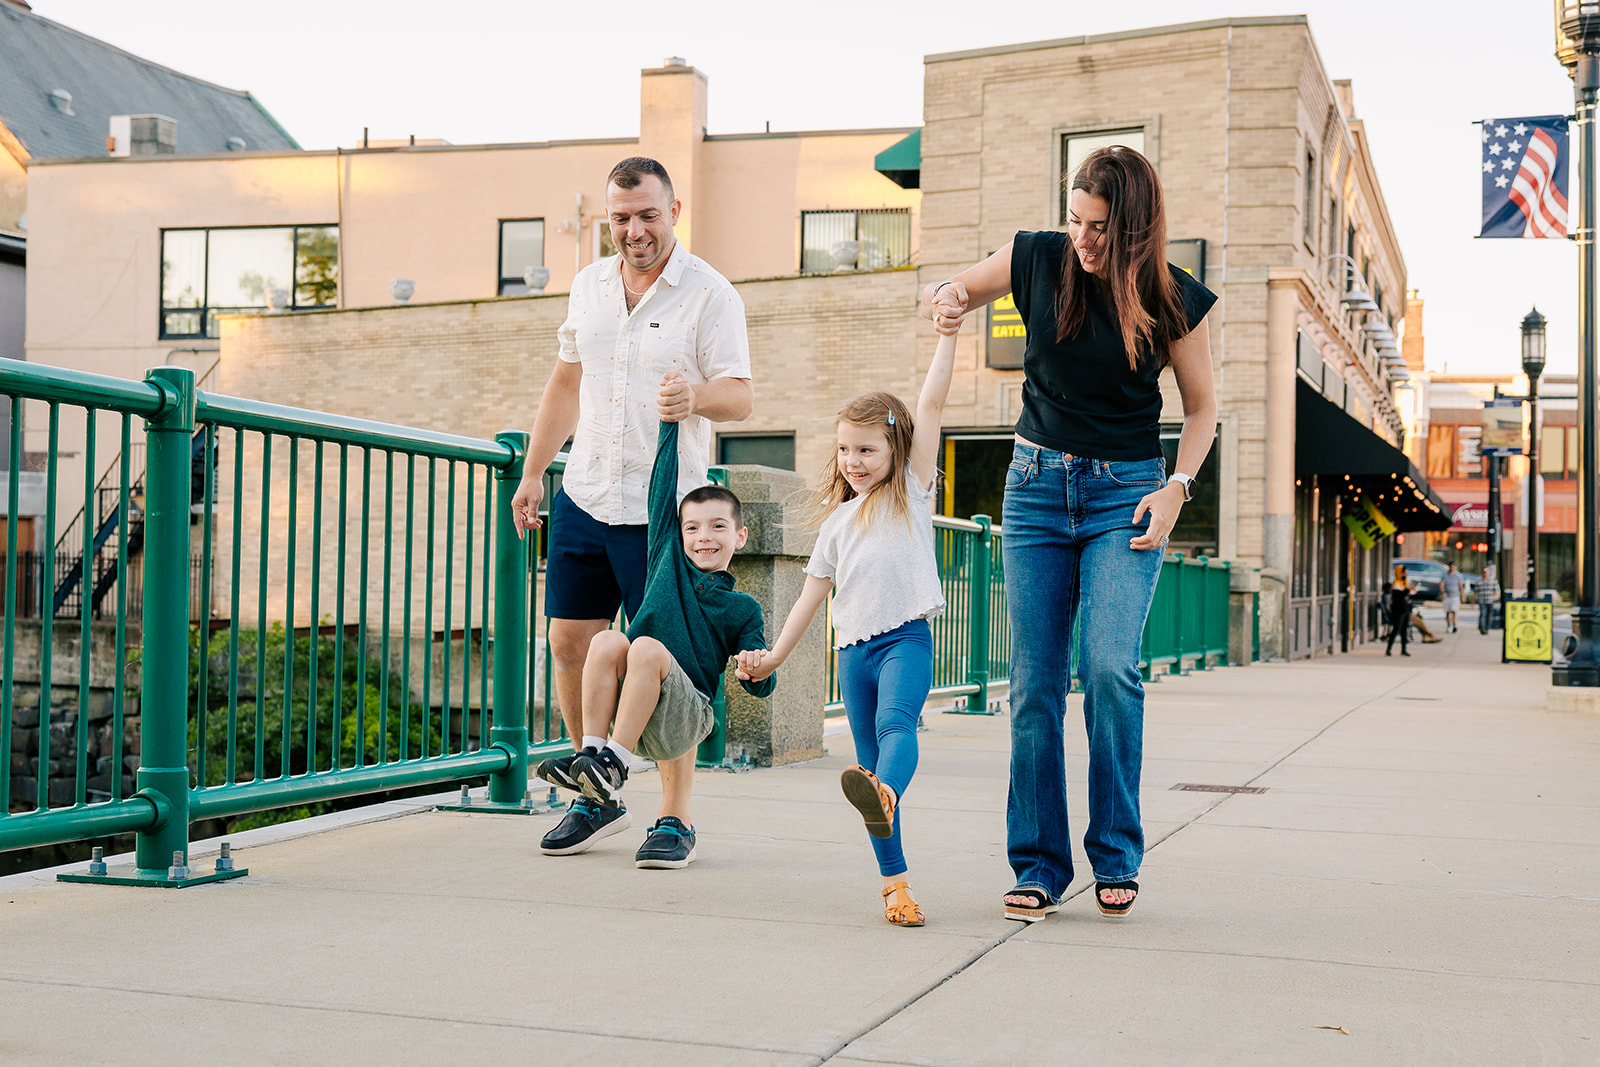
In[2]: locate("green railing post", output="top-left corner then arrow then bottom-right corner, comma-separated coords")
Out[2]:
489,432 -> 531,804
964,515 -> 993,712
134,366 -> 195,874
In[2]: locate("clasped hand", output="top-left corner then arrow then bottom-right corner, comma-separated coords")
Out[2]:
925,281 -> 970,336
658,371 -> 695,423
735,648 -> 776,682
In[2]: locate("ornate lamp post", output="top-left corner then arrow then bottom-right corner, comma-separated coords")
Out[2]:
1553,3 -> 1600,684
1522,308 -> 1547,598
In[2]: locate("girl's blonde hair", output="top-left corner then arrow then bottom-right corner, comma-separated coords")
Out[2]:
803,391 -> 917,533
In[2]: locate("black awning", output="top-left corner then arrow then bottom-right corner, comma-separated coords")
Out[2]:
1295,379 -> 1450,532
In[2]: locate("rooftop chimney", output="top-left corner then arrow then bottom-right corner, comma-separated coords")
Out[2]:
108,114 -> 177,157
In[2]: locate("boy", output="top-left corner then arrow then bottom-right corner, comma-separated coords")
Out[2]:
535,395 -> 776,867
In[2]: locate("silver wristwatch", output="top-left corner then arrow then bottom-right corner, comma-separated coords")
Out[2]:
1170,473 -> 1195,501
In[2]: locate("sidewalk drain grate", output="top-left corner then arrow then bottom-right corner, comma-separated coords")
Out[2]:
1171,783 -> 1267,794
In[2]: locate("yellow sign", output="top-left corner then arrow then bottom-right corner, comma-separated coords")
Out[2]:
986,294 -> 1027,369
1342,497 -> 1396,550
1503,600 -> 1554,663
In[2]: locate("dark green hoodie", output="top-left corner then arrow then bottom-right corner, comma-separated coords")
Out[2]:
626,420 -> 776,702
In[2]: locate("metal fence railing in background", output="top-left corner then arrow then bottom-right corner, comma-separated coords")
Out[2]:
0,358 -> 566,880
827,514 -> 1006,717
1141,554 -> 1233,678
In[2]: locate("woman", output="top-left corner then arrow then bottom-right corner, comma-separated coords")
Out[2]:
1385,564 -> 1415,657
922,146 -> 1216,920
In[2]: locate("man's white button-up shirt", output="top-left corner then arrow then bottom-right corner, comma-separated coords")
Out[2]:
555,242 -> 751,526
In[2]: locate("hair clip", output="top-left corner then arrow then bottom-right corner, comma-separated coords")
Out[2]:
886,411 -> 896,426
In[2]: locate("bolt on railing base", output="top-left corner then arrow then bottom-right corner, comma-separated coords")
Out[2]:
58,844 -> 249,888
434,783 -> 564,815
58,865 -> 250,888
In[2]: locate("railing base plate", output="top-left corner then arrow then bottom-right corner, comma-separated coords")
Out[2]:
57,866 -> 250,889
433,800 -> 540,815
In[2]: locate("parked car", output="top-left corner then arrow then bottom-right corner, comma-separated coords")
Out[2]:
1393,557 -> 1447,602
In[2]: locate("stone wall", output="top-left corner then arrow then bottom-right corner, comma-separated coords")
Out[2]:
4,619 -> 140,809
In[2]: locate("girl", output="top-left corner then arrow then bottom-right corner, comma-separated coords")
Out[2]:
736,318 -> 960,927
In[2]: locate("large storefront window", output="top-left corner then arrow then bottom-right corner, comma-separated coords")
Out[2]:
161,226 -> 339,339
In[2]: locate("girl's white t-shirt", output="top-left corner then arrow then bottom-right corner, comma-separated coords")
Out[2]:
804,469 -> 946,648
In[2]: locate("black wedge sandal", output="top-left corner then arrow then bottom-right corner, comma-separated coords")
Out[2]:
1002,887 -> 1059,923
1095,880 -> 1138,917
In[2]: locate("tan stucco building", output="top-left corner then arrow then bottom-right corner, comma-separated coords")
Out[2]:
17,17 -> 1445,661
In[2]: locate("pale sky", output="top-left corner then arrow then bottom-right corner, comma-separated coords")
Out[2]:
32,0 -> 1582,377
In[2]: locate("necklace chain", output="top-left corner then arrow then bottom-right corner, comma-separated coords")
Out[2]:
622,274 -> 651,297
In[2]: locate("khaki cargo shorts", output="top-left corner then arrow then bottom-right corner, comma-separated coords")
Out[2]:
634,655 -> 715,762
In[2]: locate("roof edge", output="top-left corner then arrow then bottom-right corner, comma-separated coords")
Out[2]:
27,135 -> 643,166
705,126 -> 918,142
245,92 -> 301,151
925,15 -> 1309,64
14,4 -> 279,103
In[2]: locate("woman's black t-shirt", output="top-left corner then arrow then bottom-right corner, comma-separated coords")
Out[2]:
1010,229 -> 1217,460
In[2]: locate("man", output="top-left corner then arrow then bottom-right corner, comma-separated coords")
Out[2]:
1440,562 -> 1465,634
511,156 -> 754,855
1477,562 -> 1500,635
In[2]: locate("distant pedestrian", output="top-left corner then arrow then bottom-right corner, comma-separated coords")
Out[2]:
1477,562 -> 1501,634
1440,562 -> 1465,633
1386,564 -> 1415,657
922,145 -> 1218,922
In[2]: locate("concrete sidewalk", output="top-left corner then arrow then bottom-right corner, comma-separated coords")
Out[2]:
2,628 -> 1596,1066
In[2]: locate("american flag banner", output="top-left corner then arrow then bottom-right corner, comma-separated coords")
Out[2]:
1480,115 -> 1570,239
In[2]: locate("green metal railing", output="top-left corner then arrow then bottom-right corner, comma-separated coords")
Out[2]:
0,359 -> 569,871
1140,553 -> 1232,677
826,514 -> 1008,716
825,533 -> 1233,714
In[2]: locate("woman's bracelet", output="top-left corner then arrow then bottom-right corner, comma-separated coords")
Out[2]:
933,280 -> 955,297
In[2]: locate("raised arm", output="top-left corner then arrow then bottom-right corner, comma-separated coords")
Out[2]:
910,325 -> 959,492
918,241 -> 1014,332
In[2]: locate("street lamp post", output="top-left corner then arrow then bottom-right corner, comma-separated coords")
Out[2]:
1522,308 -> 1547,598
1554,3 -> 1600,684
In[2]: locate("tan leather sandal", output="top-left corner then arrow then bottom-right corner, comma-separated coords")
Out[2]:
841,765 -> 895,839
882,880 -> 925,927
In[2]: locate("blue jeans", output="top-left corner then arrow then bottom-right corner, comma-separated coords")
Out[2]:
838,618 -> 934,877
1003,444 -> 1166,899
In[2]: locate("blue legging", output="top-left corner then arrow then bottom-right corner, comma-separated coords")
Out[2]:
838,618 -> 934,877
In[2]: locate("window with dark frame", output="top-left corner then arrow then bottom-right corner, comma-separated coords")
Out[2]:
498,218 -> 546,295
1059,128 -> 1146,226
1303,149 -> 1318,246
717,433 -> 795,471
799,209 -> 910,274
160,225 -> 338,340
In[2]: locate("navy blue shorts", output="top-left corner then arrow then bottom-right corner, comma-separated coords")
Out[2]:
544,488 -> 648,622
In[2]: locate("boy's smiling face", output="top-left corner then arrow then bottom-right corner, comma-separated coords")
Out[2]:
680,499 -> 747,573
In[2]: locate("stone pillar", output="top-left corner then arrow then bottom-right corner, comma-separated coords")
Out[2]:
719,463 -> 825,767
1263,269 -> 1306,661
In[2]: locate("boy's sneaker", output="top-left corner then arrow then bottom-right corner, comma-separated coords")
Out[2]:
572,747 -> 629,804
534,747 -> 595,793
635,816 -> 696,869
538,796 -> 630,856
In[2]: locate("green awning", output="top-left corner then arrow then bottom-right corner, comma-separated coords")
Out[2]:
875,129 -> 920,189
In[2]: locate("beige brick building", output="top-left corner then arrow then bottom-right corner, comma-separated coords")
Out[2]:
20,17 -> 1449,663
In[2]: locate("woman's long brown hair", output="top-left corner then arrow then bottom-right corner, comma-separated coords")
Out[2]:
1056,145 -> 1191,369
